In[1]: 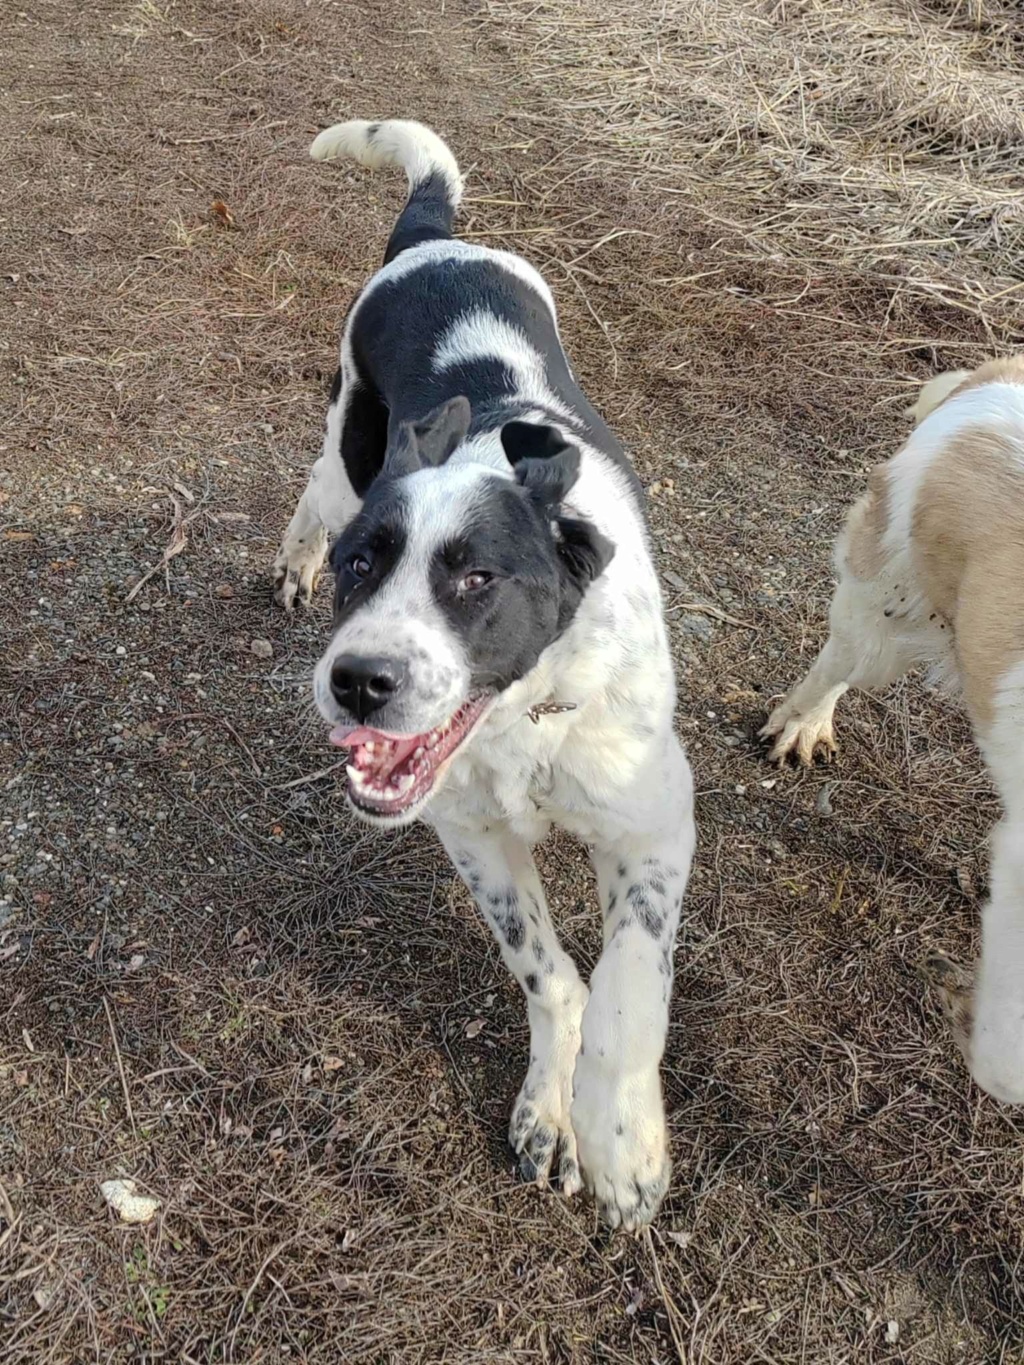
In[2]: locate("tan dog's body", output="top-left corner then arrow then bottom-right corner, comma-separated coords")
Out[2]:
763,358 -> 1024,1103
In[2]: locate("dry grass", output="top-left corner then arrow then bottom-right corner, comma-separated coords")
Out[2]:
3,0 -> 1024,1360
483,0 -> 1024,356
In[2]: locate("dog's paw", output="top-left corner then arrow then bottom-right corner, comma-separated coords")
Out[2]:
920,950 -> 974,1062
571,1062 -> 670,1230
920,951 -> 1024,1104
760,702 -> 838,766
509,1051 -> 582,1197
272,527 -> 328,611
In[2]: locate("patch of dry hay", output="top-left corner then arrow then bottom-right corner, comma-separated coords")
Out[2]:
483,0 -> 1024,347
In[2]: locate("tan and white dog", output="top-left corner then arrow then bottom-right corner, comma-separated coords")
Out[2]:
762,357 -> 1024,1105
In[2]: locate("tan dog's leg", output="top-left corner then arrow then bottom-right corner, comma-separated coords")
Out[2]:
762,571 -> 920,765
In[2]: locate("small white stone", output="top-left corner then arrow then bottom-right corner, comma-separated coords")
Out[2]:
100,1178 -> 160,1224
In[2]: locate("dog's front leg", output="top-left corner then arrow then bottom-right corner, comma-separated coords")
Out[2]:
273,388 -> 361,610
434,822 -> 590,1195
574,750 -> 696,1229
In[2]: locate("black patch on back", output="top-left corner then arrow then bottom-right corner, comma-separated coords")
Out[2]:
342,257 -> 645,510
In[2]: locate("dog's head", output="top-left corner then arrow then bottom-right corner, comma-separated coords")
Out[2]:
313,396 -> 614,824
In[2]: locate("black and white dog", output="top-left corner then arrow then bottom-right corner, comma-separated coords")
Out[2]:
274,120 -> 696,1229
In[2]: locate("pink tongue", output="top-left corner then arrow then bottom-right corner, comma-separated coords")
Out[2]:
330,724 -> 422,773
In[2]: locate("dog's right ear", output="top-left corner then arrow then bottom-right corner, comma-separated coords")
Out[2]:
384,396 -> 472,477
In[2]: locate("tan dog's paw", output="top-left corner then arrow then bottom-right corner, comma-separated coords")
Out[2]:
760,707 -> 838,766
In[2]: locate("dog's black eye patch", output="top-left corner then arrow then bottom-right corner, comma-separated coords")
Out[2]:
331,522 -> 401,571
328,537 -> 347,573
329,508 -> 407,625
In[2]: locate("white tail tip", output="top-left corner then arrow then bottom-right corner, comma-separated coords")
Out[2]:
309,118 -> 462,207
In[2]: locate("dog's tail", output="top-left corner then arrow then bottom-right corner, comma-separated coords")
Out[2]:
310,119 -> 463,263
905,369 -> 972,426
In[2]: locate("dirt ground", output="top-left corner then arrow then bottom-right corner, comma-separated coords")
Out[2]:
3,0 -> 1024,1360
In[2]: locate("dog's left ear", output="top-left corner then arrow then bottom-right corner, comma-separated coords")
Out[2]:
502,421 -> 614,585
502,421 -> 580,507
385,396 -> 472,477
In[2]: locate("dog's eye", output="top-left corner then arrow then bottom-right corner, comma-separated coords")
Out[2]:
349,554 -> 373,580
457,570 -> 492,593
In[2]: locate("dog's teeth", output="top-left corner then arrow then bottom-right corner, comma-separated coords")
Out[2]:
426,734 -> 439,750
413,746 -> 425,759
396,773 -> 416,794
365,741 -> 377,754
346,764 -> 367,789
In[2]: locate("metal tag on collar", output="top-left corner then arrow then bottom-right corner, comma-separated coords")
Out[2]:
526,701 -> 578,725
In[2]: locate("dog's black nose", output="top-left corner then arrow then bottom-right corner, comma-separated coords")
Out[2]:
330,654 -> 406,721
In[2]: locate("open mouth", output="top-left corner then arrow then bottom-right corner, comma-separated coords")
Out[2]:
329,693 -> 491,819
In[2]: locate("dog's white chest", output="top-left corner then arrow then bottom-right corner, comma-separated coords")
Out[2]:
427,697 -> 663,845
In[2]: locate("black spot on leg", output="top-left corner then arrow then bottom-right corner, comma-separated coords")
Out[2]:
524,973 -> 540,995
615,1123 -> 624,1137
617,862 -> 628,879
531,936 -> 555,974
485,888 -> 525,952
625,881 -> 665,938
606,891 -> 618,916
500,895 -> 526,951
649,879 -> 666,898
640,906 -> 664,937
